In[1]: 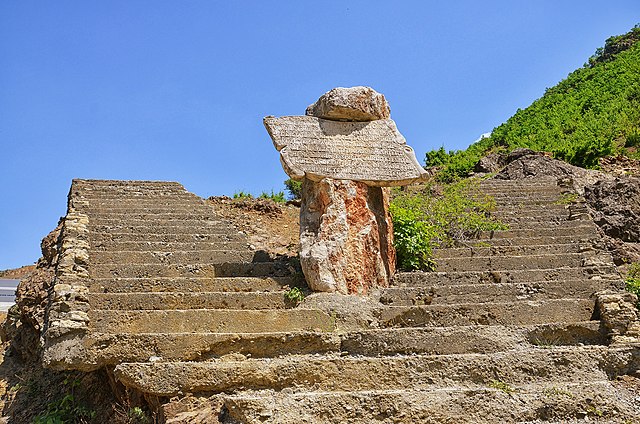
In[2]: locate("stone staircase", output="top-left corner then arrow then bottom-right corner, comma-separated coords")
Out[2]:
42,178 -> 640,422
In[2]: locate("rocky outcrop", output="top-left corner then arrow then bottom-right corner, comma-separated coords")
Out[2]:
584,176 -> 640,242
305,86 -> 390,121
299,178 -> 395,294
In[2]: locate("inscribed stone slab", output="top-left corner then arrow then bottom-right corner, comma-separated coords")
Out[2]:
264,116 -> 427,186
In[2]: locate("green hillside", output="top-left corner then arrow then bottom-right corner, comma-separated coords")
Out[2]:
428,25 -> 640,181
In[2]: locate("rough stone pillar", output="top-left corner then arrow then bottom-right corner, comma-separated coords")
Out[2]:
299,178 -> 395,294
264,86 -> 427,295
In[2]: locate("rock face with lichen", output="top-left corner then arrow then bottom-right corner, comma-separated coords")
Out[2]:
299,178 -> 395,294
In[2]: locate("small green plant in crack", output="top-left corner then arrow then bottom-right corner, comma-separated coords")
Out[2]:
543,386 -> 574,398
33,378 -> 96,424
489,380 -> 515,394
529,334 -> 564,348
554,193 -> 580,205
284,287 -> 305,306
624,262 -> 640,307
585,405 -> 604,417
128,406 -> 151,424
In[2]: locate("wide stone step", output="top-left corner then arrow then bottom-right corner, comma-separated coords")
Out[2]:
87,212 -> 221,221
90,249 -> 254,265
90,276 -> 303,294
72,199 -> 205,210
435,253 -> 608,272
496,220 -> 592,230
89,223 -> 237,234
91,240 -> 249,252
393,267 -> 620,286
89,217 -> 228,227
380,279 -> 617,306
378,298 -> 596,328
453,234 -> 599,247
85,206 -> 214,215
86,321 -> 603,366
91,308 -> 335,333
435,243 -> 594,258
220,380 -> 639,424
91,261 -> 295,279
476,225 -> 597,239
91,232 -> 246,244
113,346 -> 638,396
90,291 -> 290,310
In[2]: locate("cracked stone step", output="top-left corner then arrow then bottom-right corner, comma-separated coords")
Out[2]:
72,200 -> 207,210
87,213 -> 224,222
476,226 -> 597,239
91,232 -> 247,243
435,243 -> 596,258
90,276 -> 304,294
219,380 -> 639,424
91,308 -> 336,334
91,262 -> 295,279
435,253 -> 609,272
89,223 -> 238,234
113,345 -> 638,396
91,240 -> 249,252
378,298 -> 596,327
393,267 -> 620,286
84,321 -> 603,367
452,235 -> 600,247
89,217 -> 230,227
379,279 -> 619,305
91,250 -> 254,265
493,220 -> 593,230
89,291 -> 291,310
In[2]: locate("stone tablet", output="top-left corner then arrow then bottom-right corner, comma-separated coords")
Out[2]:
264,116 -> 427,186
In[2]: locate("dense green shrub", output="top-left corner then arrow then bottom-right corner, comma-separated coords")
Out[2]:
284,178 -> 303,200
390,179 -> 507,271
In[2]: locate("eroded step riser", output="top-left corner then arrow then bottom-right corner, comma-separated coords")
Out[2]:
393,267 -> 619,286
435,253 -> 609,273
91,262 -> 294,279
495,220 -> 592,230
380,279 -> 619,306
435,243 -> 595,259
113,346 -> 638,396
90,276 -> 303,294
90,292 -> 290,310
461,235 -> 599,247
84,322 -> 603,366
90,218 -> 228,227
91,250 -> 254,266
477,226 -> 597,239
91,309 -> 335,333
92,233 -> 245,244
86,213 -> 221,222
379,299 -> 596,328
91,241 -> 249,252
72,200 -> 207,210
89,224 -> 237,234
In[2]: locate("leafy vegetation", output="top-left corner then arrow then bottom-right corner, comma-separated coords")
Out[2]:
426,25 -> 640,181
284,178 -> 303,200
259,190 -> 286,203
233,191 -> 253,199
33,378 -> 96,424
625,262 -> 640,310
284,287 -> 305,306
390,179 -> 507,271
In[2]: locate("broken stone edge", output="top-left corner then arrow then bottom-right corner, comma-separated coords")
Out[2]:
42,182 -> 96,371
264,116 -> 428,187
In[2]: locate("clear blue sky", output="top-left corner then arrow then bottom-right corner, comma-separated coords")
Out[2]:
1,1 -> 639,269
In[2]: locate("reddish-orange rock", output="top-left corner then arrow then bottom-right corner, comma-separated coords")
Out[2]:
299,178 -> 395,294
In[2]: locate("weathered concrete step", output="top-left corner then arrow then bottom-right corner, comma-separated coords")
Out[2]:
86,212 -> 222,221
435,253 -> 610,272
86,321 -> 603,366
393,267 -> 621,286
89,217 -> 228,227
378,298 -> 596,327
91,308 -> 335,333
477,225 -> 597,239
113,346 -> 638,396
91,240 -> 249,252
380,279 -> 617,306
90,291 -> 290,310
91,250 -> 254,265
72,199 -> 205,210
220,380 -> 639,424
73,179 -> 184,189
74,194 -> 197,203
454,234 -> 599,247
90,276 -> 303,294
91,261 -> 295,279
500,217 -> 593,231
89,223 -> 237,234
476,194 -> 563,202
84,206 -> 214,215
92,232 -> 245,244
435,243 -> 594,258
